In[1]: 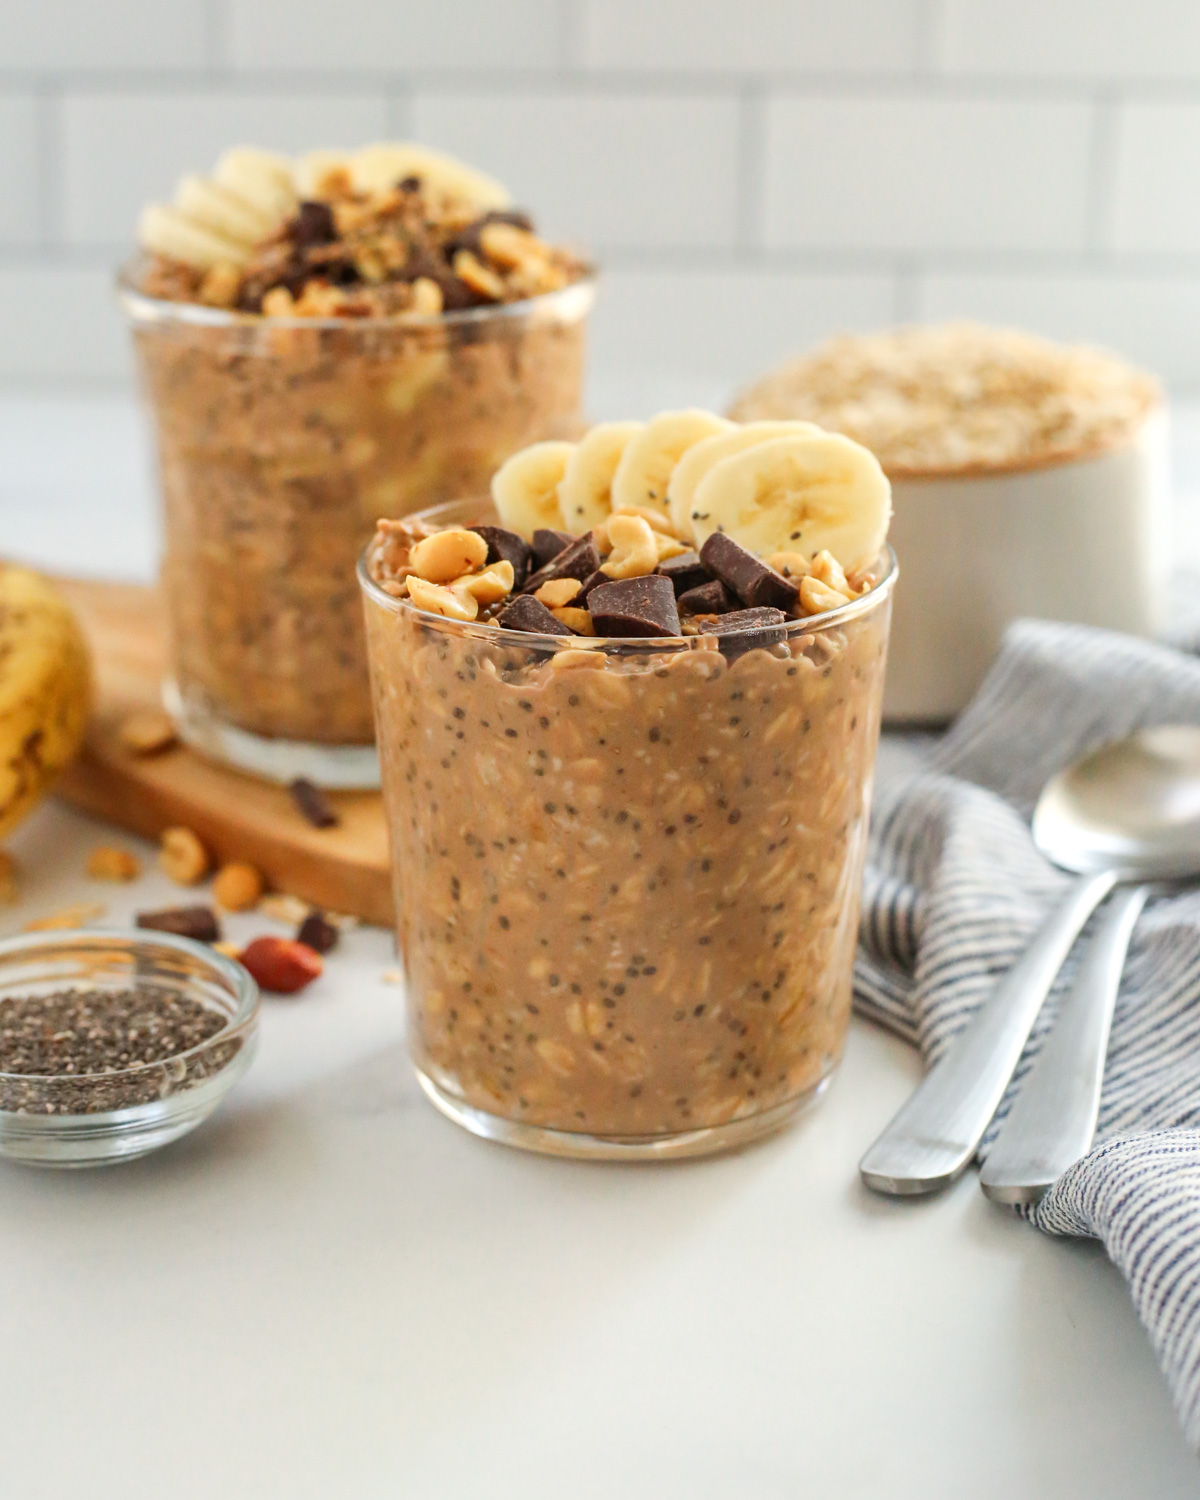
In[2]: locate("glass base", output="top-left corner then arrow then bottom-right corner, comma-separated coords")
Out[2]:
163,678 -> 380,790
415,1065 -> 830,1161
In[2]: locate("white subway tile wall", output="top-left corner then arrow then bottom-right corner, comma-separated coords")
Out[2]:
3,0 -> 1200,389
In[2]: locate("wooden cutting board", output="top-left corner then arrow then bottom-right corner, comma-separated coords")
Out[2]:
54,579 -> 394,926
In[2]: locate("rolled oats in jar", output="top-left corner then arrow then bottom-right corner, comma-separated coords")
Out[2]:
120,142 -> 593,786
360,410 -> 896,1159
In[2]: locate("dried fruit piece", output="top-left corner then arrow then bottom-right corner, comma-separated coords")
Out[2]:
213,861 -> 264,912
137,905 -> 221,943
239,936 -> 323,995
119,708 -> 178,755
289,778 -> 339,829
86,846 -> 141,882
297,912 -> 339,954
160,826 -> 210,885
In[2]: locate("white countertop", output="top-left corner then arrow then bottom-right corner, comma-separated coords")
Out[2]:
2,393 -> 1200,1497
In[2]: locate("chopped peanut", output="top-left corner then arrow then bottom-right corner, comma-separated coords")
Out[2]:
410,527 -> 489,584
535,578 -> 583,608
212,861 -> 264,912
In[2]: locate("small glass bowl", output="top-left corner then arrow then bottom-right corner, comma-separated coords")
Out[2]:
0,929 -> 259,1169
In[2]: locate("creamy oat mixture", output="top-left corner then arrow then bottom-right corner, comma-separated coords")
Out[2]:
125,143 -> 591,748
729,323 -> 1160,478
363,415 -> 894,1140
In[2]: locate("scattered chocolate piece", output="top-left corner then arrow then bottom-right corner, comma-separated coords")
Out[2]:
469,525 -> 532,585
289,777 -> 339,829
677,579 -> 739,615
699,533 -> 799,612
656,550 -> 710,596
497,594 -> 569,635
696,606 -> 788,653
531,529 -> 574,569
521,534 -> 601,595
297,912 -> 340,955
588,576 -> 682,638
136,905 -> 221,943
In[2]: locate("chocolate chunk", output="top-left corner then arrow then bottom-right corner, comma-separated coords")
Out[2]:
398,174 -> 422,193
699,533 -> 799,612
435,273 -> 483,312
579,569 -> 608,600
469,525 -> 532,585
656,550 -> 710,596
297,912 -> 339,954
521,535 -> 601,595
588,576 -> 682,638
136,906 -> 221,943
497,594 -> 570,635
677,579 -> 739,615
289,777 -> 339,829
291,200 -> 337,250
696,606 -> 788,653
531,529 -> 574,569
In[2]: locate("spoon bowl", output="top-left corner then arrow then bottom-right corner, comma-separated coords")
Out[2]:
1033,725 -> 1200,877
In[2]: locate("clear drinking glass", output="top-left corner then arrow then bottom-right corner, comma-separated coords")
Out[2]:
120,265 -> 594,787
0,929 -> 259,1168
361,498 -> 896,1160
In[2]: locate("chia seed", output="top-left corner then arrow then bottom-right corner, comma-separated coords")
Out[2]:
0,987 -> 238,1116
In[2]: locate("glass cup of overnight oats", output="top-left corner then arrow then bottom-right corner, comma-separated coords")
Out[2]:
360,413 -> 896,1158
119,143 -> 592,787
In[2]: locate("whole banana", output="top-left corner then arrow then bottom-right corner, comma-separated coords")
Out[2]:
0,565 -> 91,840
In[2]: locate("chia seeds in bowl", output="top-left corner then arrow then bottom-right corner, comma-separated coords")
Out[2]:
0,930 -> 259,1168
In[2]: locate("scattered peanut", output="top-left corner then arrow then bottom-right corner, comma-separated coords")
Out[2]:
552,606 -> 597,636
407,576 -> 479,621
767,551 -> 813,580
119,708 -> 178,756
159,826 -> 210,885
24,902 -> 106,933
410,527 -> 488,584
407,276 -> 443,317
534,578 -> 583,608
239,936 -> 323,995
479,221 -> 540,269
456,561 -> 515,604
799,576 -> 852,615
654,532 -> 691,562
86,846 -> 141,882
259,893 -> 312,925
453,249 -> 506,301
212,861 -> 264,912
811,549 -> 852,596
600,514 -> 658,579
262,286 -> 296,317
382,967 -> 404,985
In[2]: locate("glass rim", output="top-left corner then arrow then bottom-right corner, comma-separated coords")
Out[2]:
357,498 -> 899,650
116,254 -> 597,331
0,928 -> 260,1085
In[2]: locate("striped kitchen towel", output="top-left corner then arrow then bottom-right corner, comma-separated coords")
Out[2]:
855,618 -> 1200,1446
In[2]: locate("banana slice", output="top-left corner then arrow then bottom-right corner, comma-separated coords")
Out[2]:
666,420 -> 823,537
690,432 -> 891,571
352,142 -> 512,209
610,410 -> 732,523
492,441 -> 577,539
557,421 -> 643,533
174,175 -> 272,246
138,203 -> 251,268
214,146 -> 297,225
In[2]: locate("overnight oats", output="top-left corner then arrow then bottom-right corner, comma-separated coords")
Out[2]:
361,411 -> 897,1158
120,142 -> 592,785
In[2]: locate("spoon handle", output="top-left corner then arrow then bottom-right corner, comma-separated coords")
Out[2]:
979,883 -> 1148,1205
859,868 -> 1118,1197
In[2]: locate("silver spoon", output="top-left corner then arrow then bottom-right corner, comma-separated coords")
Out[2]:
859,725 -> 1200,1198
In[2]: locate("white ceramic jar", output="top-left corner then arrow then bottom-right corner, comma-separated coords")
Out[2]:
728,324 -> 1167,723
883,405 -> 1170,721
